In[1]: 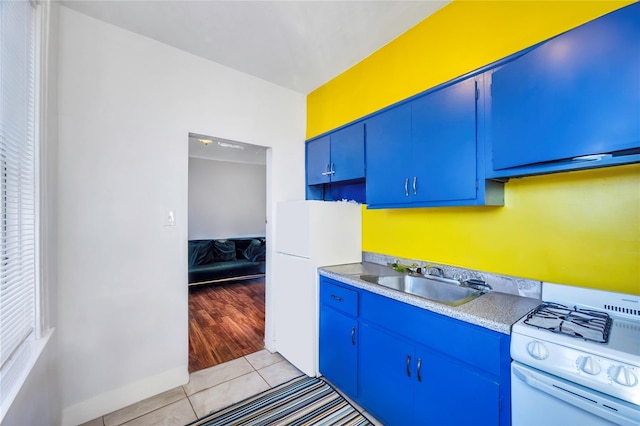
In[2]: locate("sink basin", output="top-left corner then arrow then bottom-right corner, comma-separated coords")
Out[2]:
359,274 -> 483,306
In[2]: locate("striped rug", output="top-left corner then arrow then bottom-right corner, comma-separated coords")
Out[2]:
187,375 -> 372,426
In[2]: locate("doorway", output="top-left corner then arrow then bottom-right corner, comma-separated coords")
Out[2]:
187,133 -> 268,372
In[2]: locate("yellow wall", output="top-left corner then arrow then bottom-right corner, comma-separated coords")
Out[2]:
307,0 -> 640,294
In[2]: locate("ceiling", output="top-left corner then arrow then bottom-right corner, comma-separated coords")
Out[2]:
60,0 -> 450,94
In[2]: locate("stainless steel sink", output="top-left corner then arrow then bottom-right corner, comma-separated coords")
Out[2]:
359,274 -> 484,306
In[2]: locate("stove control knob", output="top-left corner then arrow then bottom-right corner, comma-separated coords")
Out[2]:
577,356 -> 601,375
608,365 -> 638,387
526,341 -> 549,360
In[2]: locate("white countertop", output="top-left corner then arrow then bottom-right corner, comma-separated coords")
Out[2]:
319,262 -> 540,335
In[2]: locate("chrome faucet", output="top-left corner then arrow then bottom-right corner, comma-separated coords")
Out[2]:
461,279 -> 492,293
389,260 -> 418,273
423,265 -> 445,278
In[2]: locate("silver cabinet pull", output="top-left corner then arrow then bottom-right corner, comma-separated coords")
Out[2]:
417,358 -> 422,382
330,294 -> 343,302
404,178 -> 409,196
322,163 -> 335,176
321,164 -> 331,176
351,327 -> 356,346
406,355 -> 411,377
413,176 -> 417,195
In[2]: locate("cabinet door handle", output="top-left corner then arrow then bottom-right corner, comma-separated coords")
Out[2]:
406,355 -> 411,377
330,294 -> 343,302
404,178 -> 409,196
351,327 -> 356,346
417,358 -> 422,382
413,176 -> 417,195
321,164 -> 332,176
329,163 -> 335,175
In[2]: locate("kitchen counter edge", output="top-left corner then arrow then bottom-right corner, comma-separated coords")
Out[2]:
319,262 -> 540,335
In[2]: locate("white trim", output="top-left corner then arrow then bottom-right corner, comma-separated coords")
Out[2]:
61,366 -> 189,426
33,0 -> 44,341
264,147 -> 276,352
0,330 -> 53,423
188,153 -> 266,166
36,0 -> 52,335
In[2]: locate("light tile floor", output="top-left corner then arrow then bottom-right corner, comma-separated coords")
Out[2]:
80,350 -> 381,426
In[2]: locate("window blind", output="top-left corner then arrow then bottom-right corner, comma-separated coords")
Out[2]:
0,0 -> 37,403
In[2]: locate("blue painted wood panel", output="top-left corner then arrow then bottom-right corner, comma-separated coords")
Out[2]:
412,78 -> 478,202
319,278 -> 511,425
365,77 -> 487,208
365,103 -> 413,206
331,123 -> 365,182
415,345 -> 500,425
359,323 -> 414,426
490,2 -> 640,171
319,278 -> 359,317
319,305 -> 358,399
306,135 -> 331,185
360,288 -> 503,377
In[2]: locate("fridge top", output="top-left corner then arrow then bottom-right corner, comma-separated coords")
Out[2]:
274,201 -> 362,262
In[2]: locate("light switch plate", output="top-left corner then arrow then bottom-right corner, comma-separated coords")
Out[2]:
166,210 -> 176,226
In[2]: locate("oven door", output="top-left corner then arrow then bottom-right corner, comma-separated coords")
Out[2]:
512,362 -> 640,426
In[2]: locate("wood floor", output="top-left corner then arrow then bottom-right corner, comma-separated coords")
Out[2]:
188,277 -> 265,373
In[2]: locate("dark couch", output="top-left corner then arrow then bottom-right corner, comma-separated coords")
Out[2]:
188,237 -> 266,285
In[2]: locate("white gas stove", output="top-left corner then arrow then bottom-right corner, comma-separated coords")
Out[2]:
511,283 -> 640,426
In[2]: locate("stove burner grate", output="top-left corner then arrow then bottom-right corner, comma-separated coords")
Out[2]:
523,302 -> 612,343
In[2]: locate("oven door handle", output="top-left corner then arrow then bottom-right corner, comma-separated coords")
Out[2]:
512,362 -> 639,426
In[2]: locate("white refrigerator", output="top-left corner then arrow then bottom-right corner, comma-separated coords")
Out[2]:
273,200 -> 362,377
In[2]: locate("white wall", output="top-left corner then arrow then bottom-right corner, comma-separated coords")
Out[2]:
188,158 -> 266,240
57,7 -> 305,425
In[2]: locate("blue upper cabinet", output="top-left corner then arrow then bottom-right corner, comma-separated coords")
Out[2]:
412,78 -> 477,202
306,135 -> 331,185
330,123 -> 366,182
365,103 -> 412,206
487,2 -> 640,178
307,3 -> 638,206
366,76 -> 503,208
306,123 -> 365,185
306,123 -> 366,202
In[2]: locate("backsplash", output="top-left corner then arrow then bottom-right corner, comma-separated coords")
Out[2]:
363,251 -> 542,299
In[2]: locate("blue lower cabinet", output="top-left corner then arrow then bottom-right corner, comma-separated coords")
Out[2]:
319,278 -> 359,399
415,345 -> 500,425
359,323 -> 502,426
359,323 -> 414,426
318,276 -> 511,425
318,305 -> 358,398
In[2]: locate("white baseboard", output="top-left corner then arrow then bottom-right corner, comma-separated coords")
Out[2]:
61,366 -> 188,426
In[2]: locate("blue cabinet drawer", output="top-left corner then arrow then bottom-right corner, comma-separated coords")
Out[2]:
360,289 -> 504,377
320,278 -> 359,316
